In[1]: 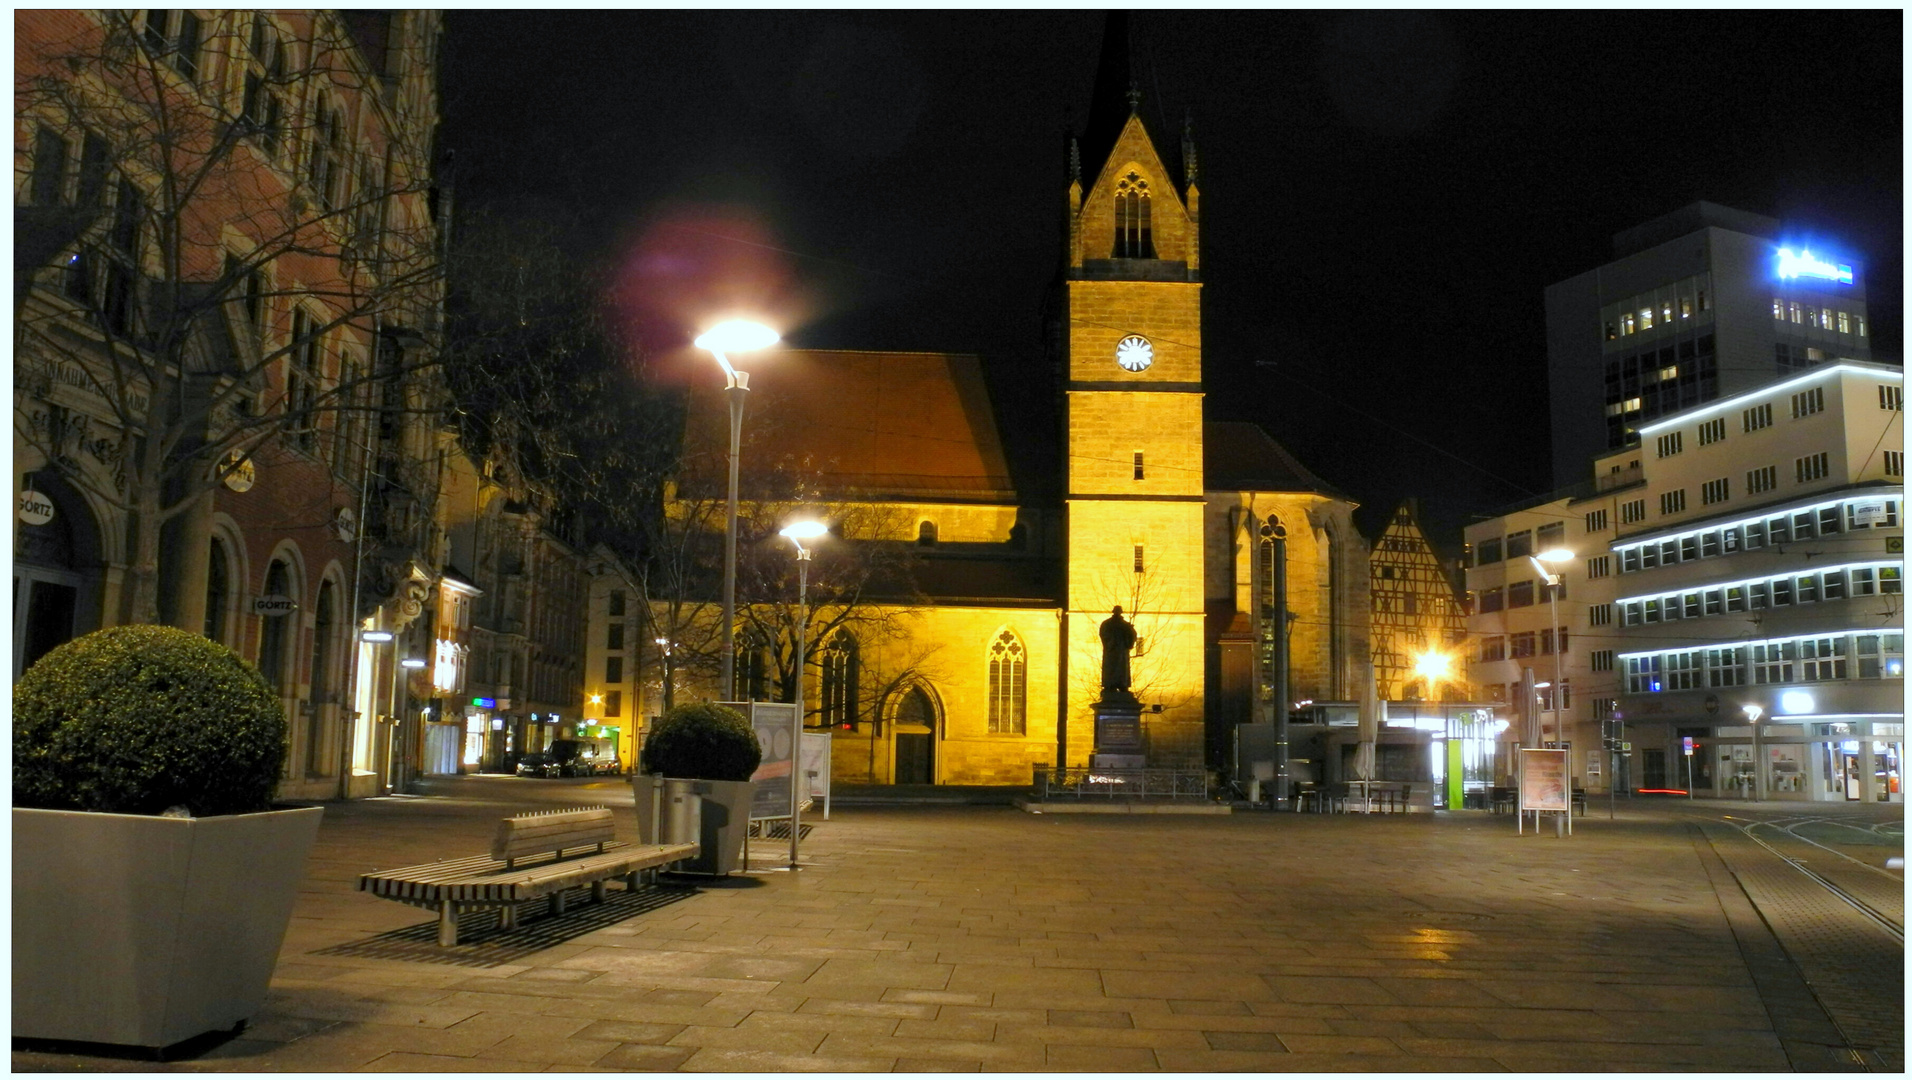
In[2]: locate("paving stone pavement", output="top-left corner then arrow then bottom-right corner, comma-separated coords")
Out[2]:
12,780 -> 1902,1073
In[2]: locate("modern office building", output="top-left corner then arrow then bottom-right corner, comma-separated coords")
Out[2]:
1606,360 -> 1902,803
1544,201 -> 1873,488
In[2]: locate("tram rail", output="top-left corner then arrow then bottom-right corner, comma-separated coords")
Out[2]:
1734,814 -> 1905,943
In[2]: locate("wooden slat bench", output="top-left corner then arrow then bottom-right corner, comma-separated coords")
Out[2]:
358,806 -> 697,945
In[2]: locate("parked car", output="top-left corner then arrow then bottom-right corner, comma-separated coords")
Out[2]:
550,738 -> 620,777
515,752 -> 560,778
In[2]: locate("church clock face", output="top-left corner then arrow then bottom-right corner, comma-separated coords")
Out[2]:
1115,335 -> 1153,372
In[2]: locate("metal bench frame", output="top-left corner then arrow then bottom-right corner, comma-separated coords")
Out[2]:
358,806 -> 697,945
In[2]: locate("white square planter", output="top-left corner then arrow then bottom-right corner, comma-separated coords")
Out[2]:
12,805 -> 324,1049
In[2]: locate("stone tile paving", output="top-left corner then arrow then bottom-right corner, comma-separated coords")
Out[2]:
12,783 -> 1899,1072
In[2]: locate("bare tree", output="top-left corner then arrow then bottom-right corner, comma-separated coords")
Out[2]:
14,11 -> 444,625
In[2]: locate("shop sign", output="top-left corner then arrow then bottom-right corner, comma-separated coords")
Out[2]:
471,696 -> 497,709
332,505 -> 356,541
17,489 -> 55,526
250,595 -> 297,616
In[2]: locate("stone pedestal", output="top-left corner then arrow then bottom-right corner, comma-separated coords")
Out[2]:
1090,693 -> 1145,770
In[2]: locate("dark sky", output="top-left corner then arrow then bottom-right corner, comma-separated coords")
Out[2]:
440,10 -> 1902,548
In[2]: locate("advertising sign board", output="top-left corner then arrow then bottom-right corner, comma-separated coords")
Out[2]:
1519,747 -> 1570,812
733,701 -> 798,822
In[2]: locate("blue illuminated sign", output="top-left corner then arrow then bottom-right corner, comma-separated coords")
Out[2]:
1776,247 -> 1853,285
471,696 -> 496,709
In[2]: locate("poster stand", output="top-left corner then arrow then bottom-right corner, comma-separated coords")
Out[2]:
1518,746 -> 1572,837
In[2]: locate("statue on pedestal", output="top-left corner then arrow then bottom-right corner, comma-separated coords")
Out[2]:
1098,605 -> 1135,697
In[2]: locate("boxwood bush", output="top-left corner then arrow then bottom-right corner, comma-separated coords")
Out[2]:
641,702 -> 761,781
14,625 -> 288,816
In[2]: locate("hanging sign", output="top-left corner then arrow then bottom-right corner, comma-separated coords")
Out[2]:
18,489 -> 55,526
219,451 -> 256,492
332,505 -> 357,541
250,595 -> 297,616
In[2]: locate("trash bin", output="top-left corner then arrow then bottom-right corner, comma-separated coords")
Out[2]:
632,774 -> 702,846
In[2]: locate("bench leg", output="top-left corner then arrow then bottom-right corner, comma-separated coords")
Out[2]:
550,890 -> 566,917
498,905 -> 517,931
591,880 -> 606,903
438,900 -> 458,947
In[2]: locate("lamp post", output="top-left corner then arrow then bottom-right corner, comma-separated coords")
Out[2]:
778,520 -> 827,870
694,319 -> 780,700
1743,703 -> 1763,801
1528,548 -> 1572,750
654,637 -> 675,714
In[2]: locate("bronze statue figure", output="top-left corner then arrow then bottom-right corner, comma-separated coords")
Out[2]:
1099,605 -> 1135,694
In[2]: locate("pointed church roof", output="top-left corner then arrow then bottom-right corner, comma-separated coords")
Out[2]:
679,349 -> 1019,503
1203,421 -> 1350,501
1075,13 -> 1189,196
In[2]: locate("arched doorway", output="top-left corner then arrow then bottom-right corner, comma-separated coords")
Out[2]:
305,580 -> 338,777
892,683 -> 937,785
13,473 -> 104,676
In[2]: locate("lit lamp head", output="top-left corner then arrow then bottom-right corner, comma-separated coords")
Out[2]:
694,319 -> 779,389
780,519 -> 828,560
1413,649 -> 1451,683
400,657 -> 427,669
360,629 -> 394,643
1742,703 -> 1763,724
588,693 -> 604,706
1529,547 -> 1573,582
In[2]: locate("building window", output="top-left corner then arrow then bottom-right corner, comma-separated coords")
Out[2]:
1478,587 -> 1503,613
1795,452 -> 1829,484
1697,418 -> 1725,445
287,308 -> 322,454
1798,637 -> 1846,682
1536,522 -> 1565,550
1656,432 -> 1683,458
1743,403 -> 1773,432
1838,311 -> 1851,334
1507,580 -> 1535,608
608,589 -> 626,617
1858,316 -> 1867,337
1133,544 -> 1145,574
1113,172 -> 1155,259
737,632 -> 768,702
1886,451 -> 1904,478
605,690 -> 622,717
241,16 -> 286,155
917,520 -> 938,546
1620,499 -> 1646,524
1700,478 -> 1729,505
1478,636 -> 1505,662
1881,385 -> 1903,411
1745,465 -> 1777,494
1584,509 -> 1608,533
607,623 -> 624,651
1790,387 -> 1825,419
1591,649 -> 1614,672
1788,301 -> 1802,324
605,656 -> 623,684
987,630 -> 1026,735
257,560 -> 294,694
204,536 -> 231,645
1505,530 -> 1533,560
1589,603 -> 1613,626
141,9 -> 203,81
1475,536 -> 1503,565
1586,555 -> 1611,579
1772,297 -> 1784,320
1540,627 -> 1568,655
1639,307 -> 1654,330
1133,452 -> 1144,480
1510,632 -> 1535,659
821,632 -> 860,729
1659,489 -> 1686,515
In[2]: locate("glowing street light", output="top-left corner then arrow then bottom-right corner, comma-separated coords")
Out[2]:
1413,649 -> 1452,689
1527,548 -> 1572,750
1743,703 -> 1764,801
778,518 -> 827,870
695,319 -> 780,700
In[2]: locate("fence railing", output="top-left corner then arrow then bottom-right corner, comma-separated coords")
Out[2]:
1034,767 -> 1211,802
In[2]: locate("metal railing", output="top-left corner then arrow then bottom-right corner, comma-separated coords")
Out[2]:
1034,767 -> 1211,802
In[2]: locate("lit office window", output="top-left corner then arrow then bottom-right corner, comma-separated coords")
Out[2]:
1789,302 -> 1802,324
1639,307 -> 1654,330
1772,298 -> 1784,320
1838,311 -> 1851,333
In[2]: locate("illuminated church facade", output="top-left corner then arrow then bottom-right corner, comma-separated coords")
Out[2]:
657,33 -> 1372,784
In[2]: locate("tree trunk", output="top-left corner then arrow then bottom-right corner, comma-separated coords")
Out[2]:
127,483 -> 164,626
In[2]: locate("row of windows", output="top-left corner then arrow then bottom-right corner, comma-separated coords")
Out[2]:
1773,298 -> 1866,336
1618,564 -> 1901,626
1624,632 -> 1904,693
1474,577 -> 1562,614
1602,275 -> 1712,341
1476,626 -> 1570,662
1482,679 -> 1572,710
1637,455 -> 1832,522
1470,522 -> 1565,567
1615,498 -> 1899,573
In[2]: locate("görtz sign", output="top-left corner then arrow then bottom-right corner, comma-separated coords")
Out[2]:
250,595 -> 298,616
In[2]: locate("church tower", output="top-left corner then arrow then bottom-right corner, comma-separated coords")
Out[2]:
1060,16 -> 1206,767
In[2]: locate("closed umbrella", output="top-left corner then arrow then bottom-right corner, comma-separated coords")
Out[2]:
1355,664 -> 1379,810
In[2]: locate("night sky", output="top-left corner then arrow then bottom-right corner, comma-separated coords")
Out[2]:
441,10 -> 1902,549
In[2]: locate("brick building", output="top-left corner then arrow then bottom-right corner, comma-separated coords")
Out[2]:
15,10 -> 446,799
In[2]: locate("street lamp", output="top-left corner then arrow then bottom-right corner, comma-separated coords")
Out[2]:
1743,703 -> 1763,801
654,637 -> 675,714
1528,548 -> 1572,749
695,319 -> 780,701
1413,649 -> 1451,698
778,519 -> 827,870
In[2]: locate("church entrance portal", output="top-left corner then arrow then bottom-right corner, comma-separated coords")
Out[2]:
893,684 -> 936,784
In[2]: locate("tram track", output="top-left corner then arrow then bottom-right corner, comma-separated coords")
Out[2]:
1733,814 -> 1905,943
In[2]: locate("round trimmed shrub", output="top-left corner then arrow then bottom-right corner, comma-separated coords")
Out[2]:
641,702 -> 761,781
14,625 -> 288,817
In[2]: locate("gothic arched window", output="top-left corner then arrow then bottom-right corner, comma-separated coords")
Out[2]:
987,629 -> 1026,734
821,632 -> 859,729
258,559 -> 294,693
1113,171 -> 1155,259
